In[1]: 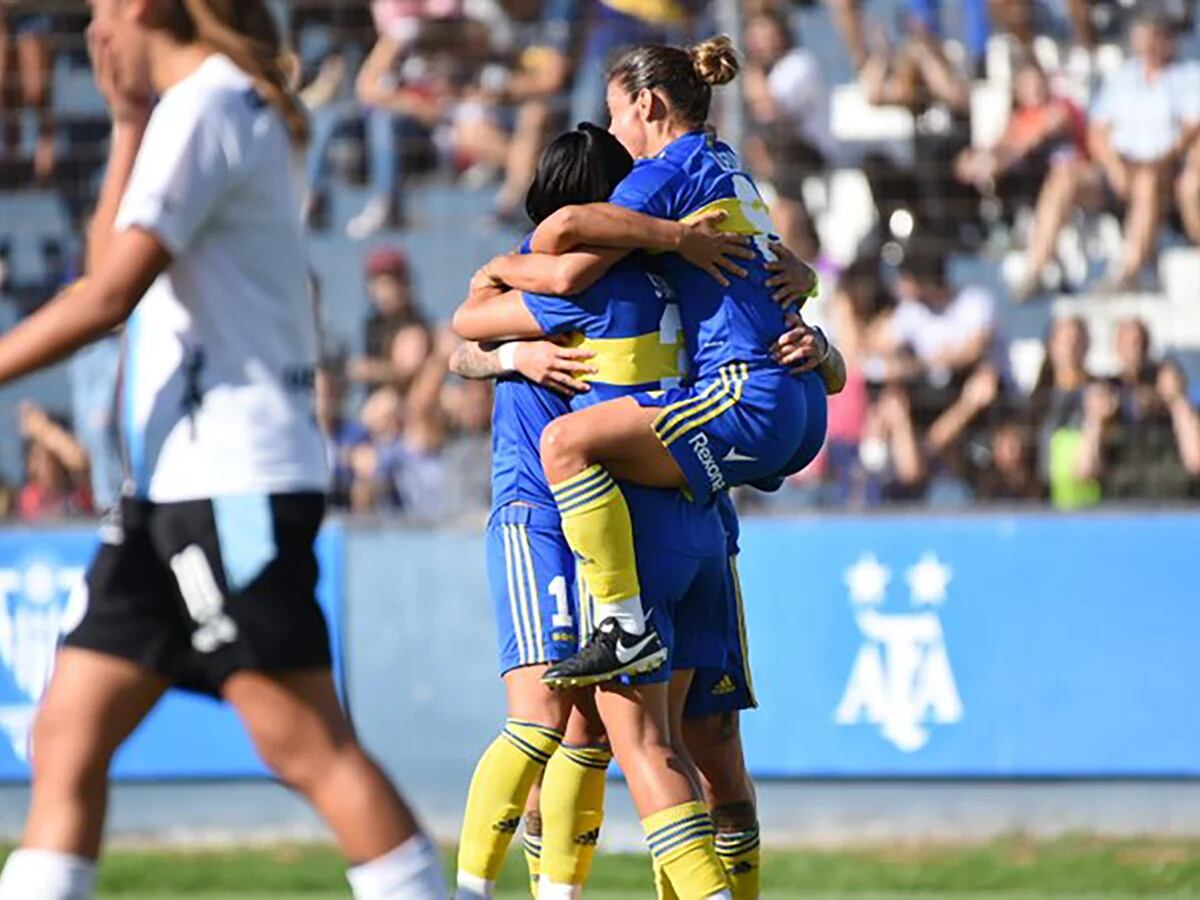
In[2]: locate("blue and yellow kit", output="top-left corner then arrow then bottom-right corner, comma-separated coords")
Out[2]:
485,241 -> 752,702
608,130 -> 828,503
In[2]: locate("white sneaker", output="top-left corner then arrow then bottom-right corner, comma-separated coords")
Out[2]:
347,197 -> 395,240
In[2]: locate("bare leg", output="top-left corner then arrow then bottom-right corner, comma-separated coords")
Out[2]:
540,397 -> 686,489
594,680 -> 699,818
223,668 -> 420,863
1025,161 -> 1083,285
20,649 -> 167,858
1120,163 -> 1167,284
1176,142 -> 1200,247
496,99 -> 551,217
15,30 -> 52,181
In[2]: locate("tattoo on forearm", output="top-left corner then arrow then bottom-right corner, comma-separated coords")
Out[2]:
449,343 -> 503,380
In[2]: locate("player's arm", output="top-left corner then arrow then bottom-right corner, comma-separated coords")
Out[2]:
449,341 -> 595,397
0,229 -> 169,386
483,247 -> 627,296
532,204 -> 754,286
453,268 -> 549,341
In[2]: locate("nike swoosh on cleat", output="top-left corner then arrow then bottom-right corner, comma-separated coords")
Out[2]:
615,633 -> 658,664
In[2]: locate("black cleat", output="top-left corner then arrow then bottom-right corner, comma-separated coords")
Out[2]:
542,617 -> 667,688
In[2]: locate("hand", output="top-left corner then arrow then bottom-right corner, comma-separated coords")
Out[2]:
961,366 -> 1000,412
677,210 -> 756,287
764,241 -> 819,307
434,325 -> 461,361
1083,383 -> 1119,423
513,341 -> 597,396
88,25 -> 151,125
1157,364 -> 1188,405
17,402 -> 49,439
770,312 -> 829,374
470,262 -> 505,294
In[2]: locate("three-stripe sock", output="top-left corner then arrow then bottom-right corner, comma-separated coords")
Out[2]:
551,466 -> 644,634
642,801 -> 730,899
456,720 -> 564,898
538,744 -> 612,898
715,827 -> 761,900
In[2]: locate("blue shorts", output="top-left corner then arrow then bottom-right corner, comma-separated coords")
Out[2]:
486,505 -> 579,675
685,554 -> 757,719
636,365 -> 828,504
580,534 -> 728,686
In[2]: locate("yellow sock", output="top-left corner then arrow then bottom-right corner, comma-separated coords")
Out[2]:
522,826 -> 542,899
654,858 -> 680,900
715,828 -> 761,900
539,744 -> 612,892
642,801 -> 730,900
457,720 -> 563,885
552,466 -> 642,615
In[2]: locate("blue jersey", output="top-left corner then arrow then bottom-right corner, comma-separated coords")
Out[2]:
609,130 -> 791,382
520,249 -> 725,558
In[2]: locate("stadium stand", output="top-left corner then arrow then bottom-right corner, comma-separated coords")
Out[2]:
1,0 -> 1199,520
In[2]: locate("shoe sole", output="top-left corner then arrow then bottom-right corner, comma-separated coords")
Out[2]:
542,647 -> 669,689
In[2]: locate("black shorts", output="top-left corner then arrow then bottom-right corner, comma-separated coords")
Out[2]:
65,493 -> 332,698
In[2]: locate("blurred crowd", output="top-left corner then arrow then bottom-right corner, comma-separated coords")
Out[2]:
2,0 -> 1200,520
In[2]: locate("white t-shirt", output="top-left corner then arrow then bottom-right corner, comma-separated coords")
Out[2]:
767,49 -> 837,162
115,54 -> 328,502
890,287 -> 995,365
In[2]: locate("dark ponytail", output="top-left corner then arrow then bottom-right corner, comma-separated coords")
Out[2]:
525,123 -> 635,224
608,35 -> 740,127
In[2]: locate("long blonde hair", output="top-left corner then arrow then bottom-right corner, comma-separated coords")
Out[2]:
168,0 -> 308,144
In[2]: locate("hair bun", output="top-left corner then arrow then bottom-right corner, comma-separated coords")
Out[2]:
690,35 -> 740,87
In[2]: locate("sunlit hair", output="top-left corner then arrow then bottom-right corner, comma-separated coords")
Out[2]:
608,35 -> 740,128
167,0 -> 307,144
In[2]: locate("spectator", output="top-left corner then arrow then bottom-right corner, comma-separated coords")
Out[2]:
351,385 -> 406,512
1075,319 -> 1200,501
0,3 -> 55,182
1029,316 -> 1098,507
859,20 -> 975,247
16,403 -> 93,523
455,0 -> 579,225
315,358 -> 371,509
1088,13 -> 1200,291
880,240 -> 996,427
570,0 -> 697,127
828,0 -> 991,73
956,59 -> 1090,299
742,8 -> 836,261
349,248 -> 430,390
345,13 -> 481,238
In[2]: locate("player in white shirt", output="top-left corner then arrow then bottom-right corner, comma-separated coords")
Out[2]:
0,2 -> 443,899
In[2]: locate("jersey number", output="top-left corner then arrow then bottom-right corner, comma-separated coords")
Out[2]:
549,575 -> 573,628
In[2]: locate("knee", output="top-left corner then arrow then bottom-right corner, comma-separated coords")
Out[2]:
255,726 -> 358,795
540,418 -> 585,476
684,714 -> 746,801
710,800 -> 758,834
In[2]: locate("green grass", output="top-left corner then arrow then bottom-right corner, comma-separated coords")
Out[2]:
5,838 -> 1200,897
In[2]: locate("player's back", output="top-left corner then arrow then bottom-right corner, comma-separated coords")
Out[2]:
609,130 -> 799,383
520,253 -> 725,559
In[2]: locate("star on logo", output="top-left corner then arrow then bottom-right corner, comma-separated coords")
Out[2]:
844,553 -> 890,606
906,553 -> 952,606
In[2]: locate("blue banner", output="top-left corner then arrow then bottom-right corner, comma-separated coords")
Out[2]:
0,523 -> 344,782
736,513 -> 1200,778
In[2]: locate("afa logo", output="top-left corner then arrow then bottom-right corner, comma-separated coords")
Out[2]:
0,557 -> 87,763
834,552 -> 963,752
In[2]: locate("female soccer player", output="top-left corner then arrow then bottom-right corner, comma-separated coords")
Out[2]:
453,123 -> 839,900
479,36 -> 834,686
0,3 -> 442,899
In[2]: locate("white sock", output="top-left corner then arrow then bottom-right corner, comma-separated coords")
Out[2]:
0,848 -> 97,900
600,596 -> 645,635
347,834 -> 446,900
705,892 -> 733,900
454,871 -> 494,899
539,880 -> 582,900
